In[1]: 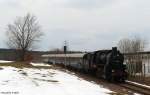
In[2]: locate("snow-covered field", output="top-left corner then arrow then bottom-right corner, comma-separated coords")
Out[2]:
0,66 -> 113,95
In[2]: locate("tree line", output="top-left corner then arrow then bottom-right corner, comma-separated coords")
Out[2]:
118,36 -> 147,53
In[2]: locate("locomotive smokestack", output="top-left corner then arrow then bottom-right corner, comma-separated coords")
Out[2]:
112,47 -> 117,56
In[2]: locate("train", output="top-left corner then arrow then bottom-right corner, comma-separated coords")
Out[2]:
42,47 -> 128,82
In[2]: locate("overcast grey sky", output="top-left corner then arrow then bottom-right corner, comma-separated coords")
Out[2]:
0,0 -> 150,51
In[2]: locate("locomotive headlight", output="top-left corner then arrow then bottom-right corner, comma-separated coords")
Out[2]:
112,70 -> 115,73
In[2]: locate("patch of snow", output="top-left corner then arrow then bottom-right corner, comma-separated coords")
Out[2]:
30,62 -> 51,67
134,93 -> 141,95
0,66 -> 113,95
0,60 -> 13,63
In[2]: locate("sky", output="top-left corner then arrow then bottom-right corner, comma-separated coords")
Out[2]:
0,0 -> 150,51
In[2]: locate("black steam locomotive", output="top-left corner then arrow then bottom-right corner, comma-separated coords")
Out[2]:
82,47 -> 127,82
43,47 -> 128,82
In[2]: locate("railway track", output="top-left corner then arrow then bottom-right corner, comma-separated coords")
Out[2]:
55,65 -> 150,94
119,81 -> 150,95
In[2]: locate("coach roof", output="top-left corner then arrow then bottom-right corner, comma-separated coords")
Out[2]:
42,53 -> 85,58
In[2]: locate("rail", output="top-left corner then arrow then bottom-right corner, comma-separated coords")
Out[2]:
119,80 -> 150,95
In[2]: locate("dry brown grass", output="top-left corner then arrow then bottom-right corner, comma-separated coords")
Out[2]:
0,61 -> 52,69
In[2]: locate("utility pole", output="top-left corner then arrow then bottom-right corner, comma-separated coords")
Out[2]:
64,41 -> 68,67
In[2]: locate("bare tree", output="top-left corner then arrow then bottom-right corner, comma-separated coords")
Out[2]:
118,38 -> 132,53
6,13 -> 43,61
130,36 -> 146,53
118,36 -> 147,53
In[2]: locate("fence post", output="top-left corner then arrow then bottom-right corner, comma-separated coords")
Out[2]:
143,64 -> 145,80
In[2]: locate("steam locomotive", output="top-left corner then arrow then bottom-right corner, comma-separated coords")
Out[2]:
82,47 -> 127,82
43,47 -> 128,82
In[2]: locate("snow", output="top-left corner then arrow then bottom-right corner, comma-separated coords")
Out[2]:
132,93 -> 141,95
0,66 -> 113,95
0,60 -> 13,63
30,62 -> 51,67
